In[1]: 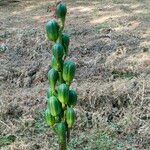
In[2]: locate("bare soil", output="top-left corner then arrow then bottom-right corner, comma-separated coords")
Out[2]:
0,0 -> 150,149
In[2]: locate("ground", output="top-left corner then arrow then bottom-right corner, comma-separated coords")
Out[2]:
0,0 -> 150,149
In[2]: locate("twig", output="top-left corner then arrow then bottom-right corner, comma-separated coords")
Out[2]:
0,120 -> 11,129
140,81 -> 145,108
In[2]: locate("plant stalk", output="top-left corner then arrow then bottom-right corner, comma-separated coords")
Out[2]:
67,127 -> 70,142
59,137 -> 67,150
59,71 -> 64,83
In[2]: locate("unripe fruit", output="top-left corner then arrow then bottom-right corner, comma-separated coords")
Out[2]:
47,87 -> 53,98
45,108 -> 55,126
48,96 -> 61,117
52,43 -> 64,62
48,69 -> 59,92
68,89 -> 77,107
58,84 -> 69,107
46,20 -> 59,42
55,122 -> 67,142
63,61 -> 76,85
66,107 -> 75,128
62,33 -> 70,56
56,3 -> 67,24
51,56 -> 63,71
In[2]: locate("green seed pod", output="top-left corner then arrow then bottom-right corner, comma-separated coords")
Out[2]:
66,107 -> 76,128
68,89 -> 77,107
51,56 -> 63,71
58,84 -> 69,107
48,69 -> 59,92
56,3 -> 67,24
63,61 -> 76,85
47,87 -> 53,98
45,108 -> 55,126
55,122 -> 67,142
62,33 -> 70,56
46,20 -> 59,42
52,43 -> 64,63
48,96 -> 61,117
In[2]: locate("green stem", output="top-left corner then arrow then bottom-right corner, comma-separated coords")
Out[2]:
59,140 -> 67,150
58,27 -> 64,43
59,71 -> 64,83
67,127 -> 70,143
66,81 -> 71,87
59,134 -> 67,150
61,19 -> 65,31
57,15 -> 67,150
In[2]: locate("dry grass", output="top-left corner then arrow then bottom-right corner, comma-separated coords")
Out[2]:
0,0 -> 150,149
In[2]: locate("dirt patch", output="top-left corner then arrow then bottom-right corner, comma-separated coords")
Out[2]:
0,0 -> 150,149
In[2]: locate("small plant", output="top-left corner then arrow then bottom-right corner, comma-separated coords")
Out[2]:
45,2 -> 77,150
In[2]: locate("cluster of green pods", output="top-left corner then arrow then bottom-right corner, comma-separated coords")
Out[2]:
45,3 -> 78,148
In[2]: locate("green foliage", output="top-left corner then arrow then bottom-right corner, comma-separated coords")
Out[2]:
0,44 -> 7,53
112,0 -> 124,4
45,2 -> 77,150
0,135 -> 16,147
95,22 -> 109,33
111,70 -> 138,80
68,130 -> 116,150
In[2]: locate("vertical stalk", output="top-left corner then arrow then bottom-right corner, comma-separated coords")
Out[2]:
46,3 -> 76,150
59,141 -> 67,150
58,24 -> 64,44
58,71 -> 64,83
59,135 -> 67,150
58,23 -> 65,84
67,127 -> 70,142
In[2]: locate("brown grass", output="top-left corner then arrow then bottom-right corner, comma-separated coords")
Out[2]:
0,0 -> 150,149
